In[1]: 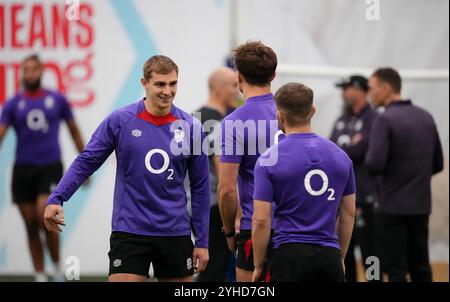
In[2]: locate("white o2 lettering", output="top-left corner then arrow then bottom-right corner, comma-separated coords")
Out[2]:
27,109 -> 48,132
304,169 -> 335,201
327,188 -> 336,201
145,149 -> 174,180
167,169 -> 174,180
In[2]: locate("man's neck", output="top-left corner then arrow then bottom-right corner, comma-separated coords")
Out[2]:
243,85 -> 272,101
144,98 -> 171,116
285,124 -> 313,135
206,96 -> 227,116
352,99 -> 369,115
385,94 -> 402,107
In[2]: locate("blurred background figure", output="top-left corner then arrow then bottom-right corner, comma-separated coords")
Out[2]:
0,54 -> 85,282
330,75 -> 379,281
195,67 -> 239,281
365,67 -> 444,282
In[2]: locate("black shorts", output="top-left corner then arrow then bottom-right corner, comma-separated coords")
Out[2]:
12,161 -> 63,204
269,243 -> 345,282
108,231 -> 194,279
236,230 -> 272,278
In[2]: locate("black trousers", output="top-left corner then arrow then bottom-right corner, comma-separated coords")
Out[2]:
197,204 -> 232,282
376,213 -> 432,282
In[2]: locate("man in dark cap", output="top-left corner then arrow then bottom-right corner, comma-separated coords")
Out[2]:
330,75 -> 379,281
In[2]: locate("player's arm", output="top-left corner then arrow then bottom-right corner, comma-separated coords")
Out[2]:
218,162 -> 240,248
251,159 -> 274,281
0,124 -> 8,147
214,154 -> 242,234
432,125 -> 444,175
218,117 -> 243,251
44,112 -> 119,233
66,119 -> 85,153
0,99 -> 14,148
340,124 -> 371,164
61,95 -> 85,153
365,115 -> 389,174
336,193 -> 356,263
188,122 -> 211,272
252,200 -> 272,282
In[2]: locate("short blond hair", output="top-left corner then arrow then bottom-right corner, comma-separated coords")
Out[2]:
143,55 -> 178,81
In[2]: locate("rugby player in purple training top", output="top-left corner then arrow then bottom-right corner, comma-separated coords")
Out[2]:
43,56 -> 210,282
0,54 -> 86,282
218,41 -> 282,282
252,83 -> 356,282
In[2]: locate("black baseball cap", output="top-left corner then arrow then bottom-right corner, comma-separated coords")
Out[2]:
335,75 -> 369,92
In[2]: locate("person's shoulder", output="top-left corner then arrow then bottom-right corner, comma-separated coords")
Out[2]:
194,106 -> 223,123
3,93 -> 22,106
318,135 -> 353,163
44,89 -> 64,98
317,135 -> 340,150
410,103 -> 435,121
173,105 -> 202,127
255,146 -> 276,170
106,100 -> 141,124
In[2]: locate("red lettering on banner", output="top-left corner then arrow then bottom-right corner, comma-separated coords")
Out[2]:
12,63 -> 21,93
0,64 -> 5,105
29,5 -> 47,48
11,4 -> 25,48
1,3 -> 96,108
2,3 -> 94,49
51,5 -> 69,48
0,6 -> 4,48
76,4 -> 93,48
0,55 -> 95,108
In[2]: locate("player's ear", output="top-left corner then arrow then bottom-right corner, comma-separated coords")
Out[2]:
270,72 -> 276,82
140,78 -> 148,88
276,109 -> 284,124
310,106 -> 316,119
237,72 -> 244,84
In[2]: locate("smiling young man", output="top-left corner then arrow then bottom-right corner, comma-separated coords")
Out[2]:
43,55 -> 210,282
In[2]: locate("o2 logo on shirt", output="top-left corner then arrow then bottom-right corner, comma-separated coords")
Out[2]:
26,109 -> 49,133
144,148 -> 174,180
304,169 -> 335,201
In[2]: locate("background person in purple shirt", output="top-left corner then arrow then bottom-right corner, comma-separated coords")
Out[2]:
43,56 -> 210,282
252,83 -> 356,282
218,41 -> 280,282
365,68 -> 444,282
0,54 -> 86,282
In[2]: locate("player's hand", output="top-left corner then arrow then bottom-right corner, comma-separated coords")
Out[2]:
226,236 -> 237,252
234,218 -> 241,236
44,204 -> 65,233
252,266 -> 263,282
193,248 -> 209,273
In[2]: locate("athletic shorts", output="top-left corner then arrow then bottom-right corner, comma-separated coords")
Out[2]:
12,161 -> 63,204
236,230 -> 272,281
268,243 -> 345,282
108,231 -> 195,279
